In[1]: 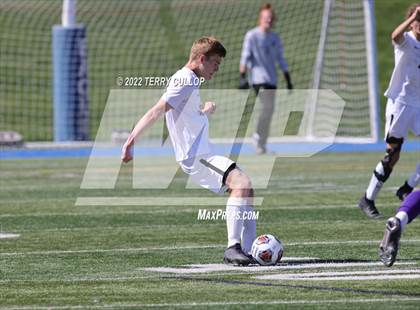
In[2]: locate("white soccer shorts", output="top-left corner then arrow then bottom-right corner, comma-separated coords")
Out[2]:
179,153 -> 236,194
385,99 -> 420,141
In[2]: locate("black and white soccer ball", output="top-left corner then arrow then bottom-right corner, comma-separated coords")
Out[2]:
251,234 -> 284,266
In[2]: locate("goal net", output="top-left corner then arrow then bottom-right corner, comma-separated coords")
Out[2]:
0,0 -> 378,143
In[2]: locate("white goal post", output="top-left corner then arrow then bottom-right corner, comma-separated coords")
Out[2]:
274,0 -> 379,144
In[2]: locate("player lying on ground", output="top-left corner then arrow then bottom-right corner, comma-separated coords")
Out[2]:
358,4 -> 420,219
121,37 -> 256,265
379,190 -> 420,267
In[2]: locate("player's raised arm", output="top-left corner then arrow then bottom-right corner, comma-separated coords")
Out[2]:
391,6 -> 420,45
121,98 -> 171,163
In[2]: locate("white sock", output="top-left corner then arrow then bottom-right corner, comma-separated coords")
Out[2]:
226,197 -> 246,248
407,163 -> 420,188
366,162 -> 385,200
241,205 -> 256,254
395,211 -> 408,232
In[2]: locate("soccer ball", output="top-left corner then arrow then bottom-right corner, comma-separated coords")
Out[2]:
251,234 -> 284,266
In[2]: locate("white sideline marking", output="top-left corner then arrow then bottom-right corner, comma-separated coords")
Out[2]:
4,298 -> 420,309
306,275 -> 420,281
0,204 -> 360,218
0,233 -> 20,239
0,244 -> 223,257
2,239 -> 420,255
0,201 -> 398,218
75,197 -> 264,206
255,269 -> 420,281
0,275 -> 161,284
287,239 -> 420,246
140,262 -> 416,274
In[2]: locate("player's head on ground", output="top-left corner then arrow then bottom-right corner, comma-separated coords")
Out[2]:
406,3 -> 420,38
258,3 -> 275,32
188,36 -> 226,81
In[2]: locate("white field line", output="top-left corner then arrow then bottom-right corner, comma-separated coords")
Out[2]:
0,274 -> 161,284
0,257 -> 318,284
0,267 -> 418,285
286,239 -> 420,246
0,197 -> 76,204
255,269 -> 420,281
75,197 -> 265,206
2,239 -> 420,256
8,223 -> 229,234
0,209 -> 199,218
140,262 -> 416,274
0,202 -> 397,219
8,220 -> 396,234
74,197 -> 398,207
287,274 -> 420,281
0,244 -> 223,257
259,269 -> 420,277
0,233 -> 20,239
3,297 -> 420,309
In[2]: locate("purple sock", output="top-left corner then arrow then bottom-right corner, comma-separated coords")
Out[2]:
398,191 -> 420,223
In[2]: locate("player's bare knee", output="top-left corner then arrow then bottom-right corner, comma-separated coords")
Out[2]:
226,169 -> 253,198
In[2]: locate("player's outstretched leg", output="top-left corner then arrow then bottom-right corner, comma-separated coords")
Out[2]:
379,191 -> 420,267
223,168 -> 256,266
359,139 -> 402,219
396,162 -> 420,201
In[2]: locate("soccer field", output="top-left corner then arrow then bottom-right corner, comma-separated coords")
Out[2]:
1,151 -> 419,309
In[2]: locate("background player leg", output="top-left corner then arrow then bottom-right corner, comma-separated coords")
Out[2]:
255,88 -> 275,154
359,138 -> 402,219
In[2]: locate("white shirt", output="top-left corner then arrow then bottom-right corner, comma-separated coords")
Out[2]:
384,31 -> 420,107
162,67 -> 212,162
240,27 -> 288,86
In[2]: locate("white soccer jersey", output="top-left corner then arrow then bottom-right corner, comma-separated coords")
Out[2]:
384,31 -> 420,108
162,67 -> 212,162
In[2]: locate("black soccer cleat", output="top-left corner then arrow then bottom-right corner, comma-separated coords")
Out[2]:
223,243 -> 252,266
358,195 -> 382,219
379,217 -> 402,267
246,253 -> 257,265
396,181 -> 413,202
